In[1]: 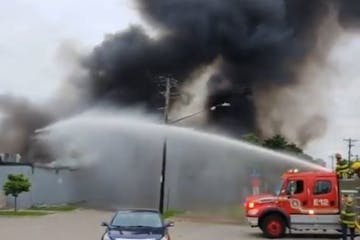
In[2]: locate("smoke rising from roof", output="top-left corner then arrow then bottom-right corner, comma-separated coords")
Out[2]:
0,95 -> 54,153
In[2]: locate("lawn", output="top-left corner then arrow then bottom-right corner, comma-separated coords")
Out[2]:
0,210 -> 49,217
29,204 -> 77,212
0,204 -> 77,217
163,209 -> 185,219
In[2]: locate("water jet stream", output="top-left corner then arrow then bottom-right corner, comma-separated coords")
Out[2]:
34,110 -> 328,210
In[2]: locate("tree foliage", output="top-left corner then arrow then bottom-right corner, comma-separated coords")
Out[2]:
243,133 -> 304,155
263,134 -> 289,150
263,134 -> 307,158
285,143 -> 303,154
241,133 -> 330,167
3,174 -> 31,211
242,133 -> 261,145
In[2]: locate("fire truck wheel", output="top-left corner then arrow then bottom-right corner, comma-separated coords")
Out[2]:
261,214 -> 286,238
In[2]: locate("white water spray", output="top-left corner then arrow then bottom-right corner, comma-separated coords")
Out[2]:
34,109 -> 328,209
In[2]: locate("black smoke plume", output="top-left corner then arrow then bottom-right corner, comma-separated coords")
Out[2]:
2,0 -> 360,158
84,0 -> 358,138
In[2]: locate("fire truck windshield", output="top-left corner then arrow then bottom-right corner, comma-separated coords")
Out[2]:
274,180 -> 284,196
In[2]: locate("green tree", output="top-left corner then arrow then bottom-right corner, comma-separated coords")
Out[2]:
3,174 -> 31,212
285,143 -> 303,154
263,134 -> 305,156
263,134 -> 289,150
244,133 -> 318,163
242,133 -> 261,145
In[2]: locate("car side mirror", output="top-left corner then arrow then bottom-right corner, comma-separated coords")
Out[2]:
101,222 -> 110,227
165,221 -> 174,228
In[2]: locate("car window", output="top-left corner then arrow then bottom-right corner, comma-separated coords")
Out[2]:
112,212 -> 163,228
286,180 -> 304,195
313,180 -> 331,195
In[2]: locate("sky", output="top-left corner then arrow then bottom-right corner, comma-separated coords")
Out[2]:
306,33 -> 360,166
0,0 -> 142,102
1,0 -> 360,167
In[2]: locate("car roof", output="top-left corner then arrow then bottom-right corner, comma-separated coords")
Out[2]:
116,208 -> 160,214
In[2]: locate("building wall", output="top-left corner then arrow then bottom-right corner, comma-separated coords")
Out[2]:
0,191 -> 5,208
0,166 -> 77,209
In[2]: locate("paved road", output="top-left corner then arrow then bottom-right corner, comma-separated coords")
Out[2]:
0,210 -> 339,239
173,220 -> 340,239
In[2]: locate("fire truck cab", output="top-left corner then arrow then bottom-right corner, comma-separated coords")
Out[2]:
244,170 -> 360,238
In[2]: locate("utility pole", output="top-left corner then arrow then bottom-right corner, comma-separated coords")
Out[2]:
344,138 -> 358,165
162,76 -> 171,123
156,76 -> 230,213
159,77 -> 170,214
158,76 -> 178,214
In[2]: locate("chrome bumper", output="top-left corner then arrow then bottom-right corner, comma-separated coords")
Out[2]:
247,217 -> 258,227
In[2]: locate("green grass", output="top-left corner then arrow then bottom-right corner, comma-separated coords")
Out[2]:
0,204 -> 77,217
29,204 -> 77,212
162,209 -> 185,219
0,210 -> 50,217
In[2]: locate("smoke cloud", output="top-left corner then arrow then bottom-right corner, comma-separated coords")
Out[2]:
84,0 -> 360,143
0,95 -> 54,153
2,0 -> 360,157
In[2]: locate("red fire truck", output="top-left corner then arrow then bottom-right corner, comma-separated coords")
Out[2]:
244,169 -> 360,238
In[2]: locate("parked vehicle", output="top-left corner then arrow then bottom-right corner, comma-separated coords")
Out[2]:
101,209 -> 173,240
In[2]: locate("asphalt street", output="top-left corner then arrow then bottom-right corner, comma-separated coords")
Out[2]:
0,210 -> 340,240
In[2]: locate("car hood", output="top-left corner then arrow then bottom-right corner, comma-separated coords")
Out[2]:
108,229 -> 164,240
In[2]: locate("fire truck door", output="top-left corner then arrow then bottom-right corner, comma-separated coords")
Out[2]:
310,178 -> 338,214
281,179 -> 308,214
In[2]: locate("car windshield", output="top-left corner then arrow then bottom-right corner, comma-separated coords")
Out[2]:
111,211 -> 163,228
